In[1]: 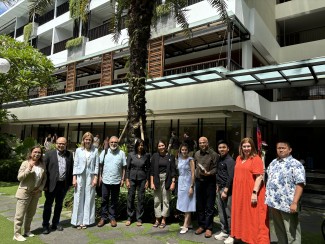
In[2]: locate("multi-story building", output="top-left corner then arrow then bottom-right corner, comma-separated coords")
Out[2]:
1,0 -> 325,172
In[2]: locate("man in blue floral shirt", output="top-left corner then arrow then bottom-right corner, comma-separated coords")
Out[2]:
265,141 -> 305,244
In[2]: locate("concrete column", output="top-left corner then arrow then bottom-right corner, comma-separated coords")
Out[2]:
245,114 -> 254,138
242,40 -> 253,69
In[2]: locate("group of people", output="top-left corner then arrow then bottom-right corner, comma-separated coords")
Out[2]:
13,132 -> 305,244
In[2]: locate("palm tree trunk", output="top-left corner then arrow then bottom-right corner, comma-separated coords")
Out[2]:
127,0 -> 155,149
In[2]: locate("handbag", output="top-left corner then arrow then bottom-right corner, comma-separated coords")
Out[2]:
96,148 -> 108,197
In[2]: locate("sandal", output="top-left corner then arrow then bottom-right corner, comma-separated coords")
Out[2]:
125,220 -> 131,226
136,221 -> 142,227
159,223 -> 166,229
153,221 -> 160,228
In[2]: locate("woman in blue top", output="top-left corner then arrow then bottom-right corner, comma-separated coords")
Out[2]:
176,143 -> 196,234
71,132 -> 99,229
125,138 -> 150,226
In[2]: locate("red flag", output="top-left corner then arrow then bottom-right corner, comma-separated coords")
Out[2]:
257,126 -> 262,156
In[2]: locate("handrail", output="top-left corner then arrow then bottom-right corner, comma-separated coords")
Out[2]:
75,83 -> 100,91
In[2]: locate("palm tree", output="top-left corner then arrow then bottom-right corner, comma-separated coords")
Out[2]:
27,0 -> 229,148
113,0 -> 228,148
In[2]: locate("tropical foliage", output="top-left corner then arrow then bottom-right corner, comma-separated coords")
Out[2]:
0,35 -> 55,123
65,36 -> 84,49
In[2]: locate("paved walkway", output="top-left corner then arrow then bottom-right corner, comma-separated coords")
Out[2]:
0,194 -> 323,244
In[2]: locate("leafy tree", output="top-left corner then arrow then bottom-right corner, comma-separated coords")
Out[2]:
0,35 -> 55,123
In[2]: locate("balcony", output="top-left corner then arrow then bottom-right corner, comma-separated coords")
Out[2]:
164,58 -> 242,76
88,23 -> 110,41
75,82 -> 100,91
39,45 -> 52,56
56,1 -> 69,17
48,89 -> 65,96
36,9 -> 55,26
54,37 -> 73,54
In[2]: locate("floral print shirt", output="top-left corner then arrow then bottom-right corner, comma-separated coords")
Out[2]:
265,155 -> 306,213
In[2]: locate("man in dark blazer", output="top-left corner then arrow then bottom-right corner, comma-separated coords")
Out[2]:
42,137 -> 73,234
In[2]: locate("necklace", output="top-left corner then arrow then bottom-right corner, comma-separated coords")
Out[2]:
137,154 -> 141,159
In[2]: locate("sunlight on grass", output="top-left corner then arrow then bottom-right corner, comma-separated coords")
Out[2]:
0,215 -> 44,243
0,181 -> 45,204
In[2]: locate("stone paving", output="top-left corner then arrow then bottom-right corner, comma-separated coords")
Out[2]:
0,194 -> 324,244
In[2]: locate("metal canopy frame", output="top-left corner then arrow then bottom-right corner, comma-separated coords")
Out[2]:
226,56 -> 325,90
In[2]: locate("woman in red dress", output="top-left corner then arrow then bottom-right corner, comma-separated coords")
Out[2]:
230,137 -> 269,244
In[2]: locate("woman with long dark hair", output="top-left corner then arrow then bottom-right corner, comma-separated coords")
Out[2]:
13,145 -> 47,241
150,140 -> 176,228
125,138 -> 150,226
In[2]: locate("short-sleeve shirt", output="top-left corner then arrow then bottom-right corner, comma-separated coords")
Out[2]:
265,155 -> 306,213
99,148 -> 126,185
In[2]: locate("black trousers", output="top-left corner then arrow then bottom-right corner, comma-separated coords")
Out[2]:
196,178 -> 216,230
127,179 -> 146,222
42,181 -> 68,227
101,183 -> 120,221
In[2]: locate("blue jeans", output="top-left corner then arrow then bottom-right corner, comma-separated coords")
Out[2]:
196,178 -> 216,230
101,183 -> 120,221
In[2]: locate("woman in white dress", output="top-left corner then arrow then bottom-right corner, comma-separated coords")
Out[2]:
176,143 -> 196,234
71,132 -> 99,229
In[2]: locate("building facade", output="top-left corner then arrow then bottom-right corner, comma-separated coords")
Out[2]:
1,0 -> 325,170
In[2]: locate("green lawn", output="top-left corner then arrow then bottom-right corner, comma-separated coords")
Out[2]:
0,215 -> 44,243
0,181 -> 45,204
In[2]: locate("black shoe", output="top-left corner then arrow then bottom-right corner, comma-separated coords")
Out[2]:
42,227 -> 50,235
51,225 -> 64,231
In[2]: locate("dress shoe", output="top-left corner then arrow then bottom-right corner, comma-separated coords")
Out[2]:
42,227 -> 50,235
97,219 -> 106,227
51,225 -> 63,231
195,227 -> 205,235
110,219 -> 117,227
13,234 -> 26,241
205,229 -> 212,238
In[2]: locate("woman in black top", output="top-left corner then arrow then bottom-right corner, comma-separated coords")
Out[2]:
125,138 -> 150,226
150,140 -> 176,228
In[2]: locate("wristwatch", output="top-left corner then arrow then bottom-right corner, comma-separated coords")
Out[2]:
252,190 -> 257,194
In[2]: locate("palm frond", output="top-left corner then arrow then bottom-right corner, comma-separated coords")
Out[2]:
112,0 -> 130,43
170,0 -> 190,37
28,0 -> 54,16
207,0 -> 229,23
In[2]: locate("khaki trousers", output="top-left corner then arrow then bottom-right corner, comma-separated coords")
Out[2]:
14,195 -> 40,235
271,207 -> 301,244
154,173 -> 171,218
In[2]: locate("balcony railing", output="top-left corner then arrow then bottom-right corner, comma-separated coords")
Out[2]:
164,58 -> 242,76
39,45 -> 52,56
88,23 -> 110,41
36,9 -> 55,26
112,78 -> 128,85
53,37 -> 73,54
278,26 -> 325,47
56,1 -> 69,17
75,83 -> 100,91
48,89 -> 65,96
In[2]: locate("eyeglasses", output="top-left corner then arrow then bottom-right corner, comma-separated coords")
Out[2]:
110,141 -> 118,144
56,143 -> 66,145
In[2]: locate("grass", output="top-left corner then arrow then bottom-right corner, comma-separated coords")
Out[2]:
0,181 -> 45,204
0,215 -> 44,243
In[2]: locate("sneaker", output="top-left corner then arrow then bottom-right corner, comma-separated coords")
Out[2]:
224,236 -> 234,244
13,234 -> 26,241
24,232 -> 35,237
180,227 -> 188,234
214,232 -> 229,240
